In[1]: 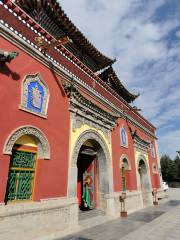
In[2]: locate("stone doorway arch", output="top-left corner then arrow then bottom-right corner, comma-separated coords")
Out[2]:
3,125 -> 50,159
68,130 -> 113,212
137,156 -> 151,205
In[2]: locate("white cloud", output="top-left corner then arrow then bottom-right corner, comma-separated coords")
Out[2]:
158,130 -> 180,159
176,31 -> 180,38
59,0 -> 180,157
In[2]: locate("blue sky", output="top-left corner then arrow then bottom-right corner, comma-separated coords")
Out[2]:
60,0 -> 180,159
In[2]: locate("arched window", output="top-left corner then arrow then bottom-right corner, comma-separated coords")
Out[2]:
5,135 -> 38,203
120,127 -> 128,147
3,126 -> 50,203
122,158 -> 130,170
120,155 -> 131,191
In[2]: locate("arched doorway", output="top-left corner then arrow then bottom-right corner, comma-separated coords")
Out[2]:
138,159 -> 150,205
77,140 -> 98,210
120,155 -> 131,191
5,135 -> 38,203
68,130 -> 113,212
3,126 -> 50,203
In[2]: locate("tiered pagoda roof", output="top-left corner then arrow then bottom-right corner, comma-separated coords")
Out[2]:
98,66 -> 139,103
15,0 -> 114,72
15,0 -> 139,103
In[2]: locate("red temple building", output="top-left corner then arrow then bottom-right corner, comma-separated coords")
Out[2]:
0,0 -> 163,236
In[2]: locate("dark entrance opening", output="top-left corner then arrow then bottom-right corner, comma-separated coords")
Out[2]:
77,142 -> 97,211
138,159 -> 150,205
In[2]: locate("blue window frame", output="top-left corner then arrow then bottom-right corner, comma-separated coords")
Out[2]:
20,73 -> 49,118
121,127 -> 128,147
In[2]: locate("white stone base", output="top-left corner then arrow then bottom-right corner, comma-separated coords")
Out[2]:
0,197 -> 79,240
157,188 -> 168,199
0,189 -> 164,239
105,190 -> 156,217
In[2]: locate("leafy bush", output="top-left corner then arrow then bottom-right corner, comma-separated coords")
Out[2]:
160,154 -> 180,182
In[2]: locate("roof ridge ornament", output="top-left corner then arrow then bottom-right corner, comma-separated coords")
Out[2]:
35,36 -> 72,54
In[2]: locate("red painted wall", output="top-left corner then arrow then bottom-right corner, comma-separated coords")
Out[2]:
0,37 -> 70,203
0,1 -> 161,203
112,118 -> 161,192
0,2 -> 156,135
129,124 -> 160,189
148,144 -> 160,189
112,118 -> 137,192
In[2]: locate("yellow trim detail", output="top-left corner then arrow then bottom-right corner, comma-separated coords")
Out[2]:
16,135 -> 38,147
70,123 -> 112,161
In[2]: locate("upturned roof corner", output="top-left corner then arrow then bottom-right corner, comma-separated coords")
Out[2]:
98,66 -> 139,103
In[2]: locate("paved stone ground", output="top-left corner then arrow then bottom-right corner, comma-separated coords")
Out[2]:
57,188 -> 180,240
0,188 -> 180,240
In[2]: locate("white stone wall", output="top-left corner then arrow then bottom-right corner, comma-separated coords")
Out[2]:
105,190 -> 154,217
0,197 -> 79,239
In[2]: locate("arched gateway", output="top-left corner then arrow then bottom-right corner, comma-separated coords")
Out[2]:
68,130 -> 113,211
138,157 -> 150,205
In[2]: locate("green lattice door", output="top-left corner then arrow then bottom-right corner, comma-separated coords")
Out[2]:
5,149 -> 37,202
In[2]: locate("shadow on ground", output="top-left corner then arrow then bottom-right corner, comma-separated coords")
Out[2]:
57,197 -> 180,240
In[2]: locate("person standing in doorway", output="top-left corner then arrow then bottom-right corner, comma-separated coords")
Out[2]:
82,181 -> 90,210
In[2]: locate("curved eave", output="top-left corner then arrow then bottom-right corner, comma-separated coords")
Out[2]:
132,131 -> 150,146
15,0 -> 114,71
98,67 -> 139,103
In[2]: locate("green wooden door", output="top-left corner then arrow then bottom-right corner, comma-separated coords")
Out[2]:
5,149 -> 36,202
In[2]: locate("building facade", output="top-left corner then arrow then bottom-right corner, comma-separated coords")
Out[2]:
0,0 -> 162,235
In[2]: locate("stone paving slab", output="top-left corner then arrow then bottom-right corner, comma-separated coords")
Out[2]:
120,205 -> 180,240
0,188 -> 180,240
58,219 -> 145,240
58,191 -> 180,240
57,210 -> 162,240
127,210 -> 165,222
